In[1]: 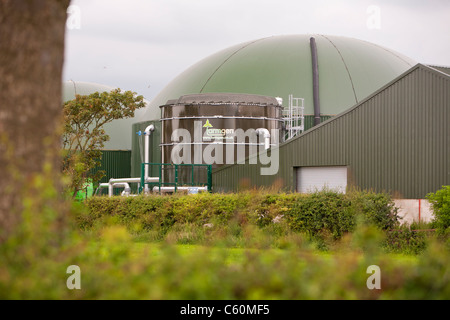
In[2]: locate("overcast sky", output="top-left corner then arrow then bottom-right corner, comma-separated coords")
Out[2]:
63,0 -> 450,101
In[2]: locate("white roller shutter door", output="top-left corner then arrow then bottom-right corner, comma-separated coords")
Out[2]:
296,166 -> 347,193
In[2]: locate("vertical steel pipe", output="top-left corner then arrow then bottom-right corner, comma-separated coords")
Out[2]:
310,37 -> 321,126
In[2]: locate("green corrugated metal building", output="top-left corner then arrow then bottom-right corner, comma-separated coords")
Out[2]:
212,64 -> 449,199
94,150 -> 132,183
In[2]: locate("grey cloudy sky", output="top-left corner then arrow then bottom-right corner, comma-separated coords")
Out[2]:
63,0 -> 450,101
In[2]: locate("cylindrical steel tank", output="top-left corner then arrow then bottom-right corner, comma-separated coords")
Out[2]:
160,93 -> 282,185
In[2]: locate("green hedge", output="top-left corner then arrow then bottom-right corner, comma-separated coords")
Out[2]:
427,185 -> 450,234
81,190 -> 400,244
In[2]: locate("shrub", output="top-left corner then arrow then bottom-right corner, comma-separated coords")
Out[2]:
348,190 -> 400,230
284,190 -> 399,247
285,190 -> 354,240
383,227 -> 428,255
81,189 -> 400,252
426,185 -> 450,234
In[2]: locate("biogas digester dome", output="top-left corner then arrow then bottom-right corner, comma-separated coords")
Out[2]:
131,34 -> 416,177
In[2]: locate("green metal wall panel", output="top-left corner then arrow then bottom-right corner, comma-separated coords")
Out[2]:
303,115 -> 333,132
213,65 -> 449,199
91,150 -> 132,184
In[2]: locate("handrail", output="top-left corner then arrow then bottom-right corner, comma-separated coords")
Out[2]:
140,163 -> 212,194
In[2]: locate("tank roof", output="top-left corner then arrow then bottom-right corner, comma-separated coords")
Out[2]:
166,92 -> 281,106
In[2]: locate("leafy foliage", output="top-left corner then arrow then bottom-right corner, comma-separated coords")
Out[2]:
426,185 -> 450,234
286,190 -> 354,240
2,186 -> 450,299
81,190 -> 401,248
62,89 -> 145,198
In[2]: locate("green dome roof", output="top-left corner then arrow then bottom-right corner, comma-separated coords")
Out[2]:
142,34 -> 416,120
63,81 -> 116,102
63,81 -> 148,150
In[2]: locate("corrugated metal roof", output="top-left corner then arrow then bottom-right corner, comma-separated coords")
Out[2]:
428,65 -> 450,76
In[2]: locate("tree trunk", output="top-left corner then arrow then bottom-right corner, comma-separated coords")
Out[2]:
0,0 -> 70,242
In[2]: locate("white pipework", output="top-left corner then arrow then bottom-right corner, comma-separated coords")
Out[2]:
97,182 -> 130,196
96,183 -> 110,196
256,128 -> 271,150
102,124 -> 158,197
144,124 -> 155,193
275,97 -> 283,106
108,177 -> 159,197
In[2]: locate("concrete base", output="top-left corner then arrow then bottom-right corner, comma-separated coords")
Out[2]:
394,199 -> 434,225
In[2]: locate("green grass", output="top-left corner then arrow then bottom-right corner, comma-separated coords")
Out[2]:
128,240 -> 418,269
76,231 -> 429,300
129,242 -> 301,266
3,219 -> 447,300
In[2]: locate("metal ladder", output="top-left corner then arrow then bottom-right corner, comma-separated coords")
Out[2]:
282,94 -> 305,141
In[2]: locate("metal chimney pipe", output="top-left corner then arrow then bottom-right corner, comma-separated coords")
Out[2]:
310,37 -> 321,126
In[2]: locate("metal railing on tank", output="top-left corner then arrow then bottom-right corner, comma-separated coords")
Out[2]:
140,163 -> 212,194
